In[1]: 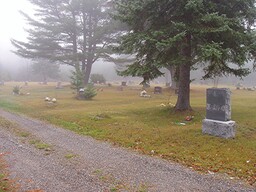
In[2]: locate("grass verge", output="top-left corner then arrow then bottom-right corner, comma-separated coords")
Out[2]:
0,82 -> 255,185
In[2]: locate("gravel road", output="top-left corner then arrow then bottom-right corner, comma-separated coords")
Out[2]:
0,109 -> 255,192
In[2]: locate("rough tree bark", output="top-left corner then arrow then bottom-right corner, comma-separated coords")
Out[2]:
175,35 -> 192,111
81,0 -> 87,78
175,63 -> 191,110
167,65 -> 179,90
83,10 -> 93,85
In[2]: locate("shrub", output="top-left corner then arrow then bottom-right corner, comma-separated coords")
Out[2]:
70,69 -> 84,93
90,74 -> 106,84
77,84 -> 97,100
13,86 -> 20,95
83,84 -> 97,100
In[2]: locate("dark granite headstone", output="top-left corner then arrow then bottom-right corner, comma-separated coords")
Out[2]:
121,81 -> 127,86
206,88 -> 231,121
154,86 -> 162,94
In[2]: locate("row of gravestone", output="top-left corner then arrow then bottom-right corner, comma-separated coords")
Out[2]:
236,86 -> 256,91
118,86 -> 236,139
118,84 -> 179,95
0,79 -> 236,138
135,86 -> 236,139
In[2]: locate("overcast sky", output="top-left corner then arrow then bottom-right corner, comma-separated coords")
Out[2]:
0,1 -> 254,83
0,0 -> 33,69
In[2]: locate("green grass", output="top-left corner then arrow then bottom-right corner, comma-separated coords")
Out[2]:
18,132 -> 30,138
0,82 -> 255,185
29,140 -> 51,151
64,154 -> 77,159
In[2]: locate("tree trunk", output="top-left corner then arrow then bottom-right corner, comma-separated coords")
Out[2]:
167,65 -> 179,90
81,1 -> 87,75
84,10 -> 93,85
175,35 -> 192,111
175,63 -> 191,110
84,61 -> 93,85
71,10 -> 80,73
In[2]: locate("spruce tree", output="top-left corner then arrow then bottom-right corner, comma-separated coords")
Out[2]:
113,0 -> 256,111
11,0 -> 117,85
70,69 -> 84,93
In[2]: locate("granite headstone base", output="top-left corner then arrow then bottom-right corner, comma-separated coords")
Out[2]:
202,119 -> 236,139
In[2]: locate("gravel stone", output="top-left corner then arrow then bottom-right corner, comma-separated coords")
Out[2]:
0,109 -> 255,192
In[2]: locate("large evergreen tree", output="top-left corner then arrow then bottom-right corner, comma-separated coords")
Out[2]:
113,0 -> 256,110
11,0 -> 116,85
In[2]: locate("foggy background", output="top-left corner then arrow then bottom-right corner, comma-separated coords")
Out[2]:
0,0 -> 255,86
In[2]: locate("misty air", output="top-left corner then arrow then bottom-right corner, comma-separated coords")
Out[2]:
0,0 -> 255,191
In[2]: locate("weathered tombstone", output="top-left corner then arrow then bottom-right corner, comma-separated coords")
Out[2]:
206,88 -> 231,121
0,81 -> 4,86
154,86 -> 162,94
140,90 -> 151,98
56,81 -> 63,89
121,81 -> 127,86
77,88 -> 85,99
140,90 -> 147,97
24,81 -> 28,86
202,88 -> 236,138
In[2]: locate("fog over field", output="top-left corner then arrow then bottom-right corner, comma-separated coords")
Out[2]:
0,0 -> 255,86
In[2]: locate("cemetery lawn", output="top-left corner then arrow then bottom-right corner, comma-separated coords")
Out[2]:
0,82 -> 255,185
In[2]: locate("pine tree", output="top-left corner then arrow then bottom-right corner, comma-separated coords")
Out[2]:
113,0 -> 256,110
83,84 -> 97,100
70,69 -> 84,93
11,0 -> 117,85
